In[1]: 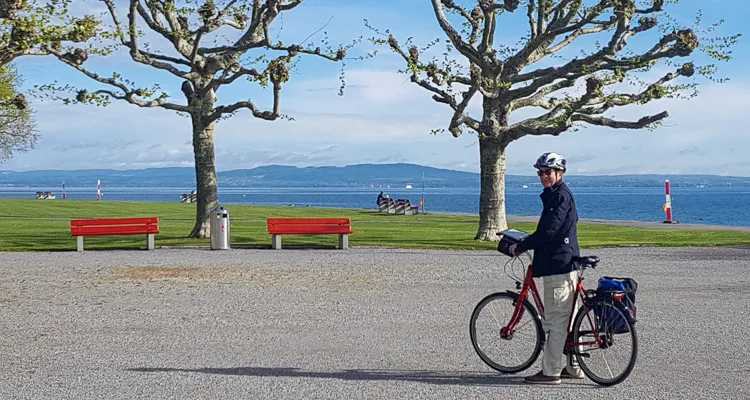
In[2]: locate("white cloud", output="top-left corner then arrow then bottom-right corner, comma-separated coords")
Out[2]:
4,67 -> 749,177
504,81 -> 750,176
5,0 -> 747,179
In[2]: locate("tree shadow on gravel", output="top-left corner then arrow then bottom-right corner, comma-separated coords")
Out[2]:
127,366 -> 596,388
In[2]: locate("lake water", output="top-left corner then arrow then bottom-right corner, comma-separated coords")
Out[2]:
1,185 -> 747,227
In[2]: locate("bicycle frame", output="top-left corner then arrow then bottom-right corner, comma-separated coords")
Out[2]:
501,265 -> 602,349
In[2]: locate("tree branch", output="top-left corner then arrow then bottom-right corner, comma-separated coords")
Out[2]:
410,74 -> 456,106
223,0 -> 281,59
279,0 -> 304,11
106,1 -> 186,78
507,61 -> 696,142
571,111 -> 668,129
208,99 -> 277,122
536,0 -> 546,37
503,0 -> 593,77
507,22 -> 696,103
544,20 -> 618,56
213,66 -> 260,89
429,0 -> 483,66
386,37 -> 473,88
510,78 -> 575,110
94,89 -> 190,112
136,0 -> 194,59
441,0 -> 475,24
527,0 -> 536,40
46,48 -> 189,112
193,0 -> 245,36
135,1 -> 178,44
578,63 -> 694,115
449,0 -> 483,47
478,4 -> 495,52
448,87 -> 481,136
547,0 -> 578,27
635,0 -> 665,14
99,0 -> 192,72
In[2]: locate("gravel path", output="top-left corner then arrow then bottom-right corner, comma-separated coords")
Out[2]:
1,246 -> 749,399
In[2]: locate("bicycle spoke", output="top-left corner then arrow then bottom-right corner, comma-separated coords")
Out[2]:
514,318 -> 532,331
487,302 -> 502,328
573,301 -> 638,386
600,349 -> 614,378
470,293 -> 543,374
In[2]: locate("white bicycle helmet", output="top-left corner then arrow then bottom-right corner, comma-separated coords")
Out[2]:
534,152 -> 566,172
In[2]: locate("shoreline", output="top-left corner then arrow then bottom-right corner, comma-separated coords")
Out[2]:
1,196 -> 748,233
426,210 -> 750,232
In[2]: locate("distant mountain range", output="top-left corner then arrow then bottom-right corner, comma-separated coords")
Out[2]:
1,163 -> 748,188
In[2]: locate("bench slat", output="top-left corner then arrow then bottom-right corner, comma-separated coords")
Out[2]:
267,217 -> 352,235
268,225 -> 353,235
72,225 -> 160,236
70,217 -> 158,227
266,217 -> 352,249
267,218 -> 350,225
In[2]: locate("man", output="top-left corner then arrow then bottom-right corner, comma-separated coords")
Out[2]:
508,152 -> 584,385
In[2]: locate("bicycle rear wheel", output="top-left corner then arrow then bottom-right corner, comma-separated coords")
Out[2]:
571,301 -> 638,386
469,292 -> 544,373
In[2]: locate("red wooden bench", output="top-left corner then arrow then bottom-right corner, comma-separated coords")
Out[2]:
70,217 -> 159,252
266,218 -> 353,250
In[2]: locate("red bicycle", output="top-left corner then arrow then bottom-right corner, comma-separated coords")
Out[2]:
469,253 -> 638,386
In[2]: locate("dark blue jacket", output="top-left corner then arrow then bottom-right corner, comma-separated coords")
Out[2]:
516,181 -> 580,277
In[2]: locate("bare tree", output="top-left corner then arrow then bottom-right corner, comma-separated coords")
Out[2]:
371,0 -> 739,240
41,0 -> 353,238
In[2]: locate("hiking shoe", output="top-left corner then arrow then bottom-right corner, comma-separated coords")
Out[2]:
560,368 -> 585,379
524,371 -> 561,385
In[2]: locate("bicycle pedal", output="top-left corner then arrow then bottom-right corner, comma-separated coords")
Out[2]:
564,349 -> 590,358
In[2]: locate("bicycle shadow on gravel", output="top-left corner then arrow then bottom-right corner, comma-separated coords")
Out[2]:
127,366 -> 597,388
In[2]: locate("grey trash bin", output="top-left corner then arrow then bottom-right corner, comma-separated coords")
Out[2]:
210,205 -> 230,250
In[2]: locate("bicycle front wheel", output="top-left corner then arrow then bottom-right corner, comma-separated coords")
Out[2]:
572,301 -> 638,386
469,292 -> 544,373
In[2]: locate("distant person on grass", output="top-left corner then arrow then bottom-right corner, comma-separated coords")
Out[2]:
508,152 -> 583,385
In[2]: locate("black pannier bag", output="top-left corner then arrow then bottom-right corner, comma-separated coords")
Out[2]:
497,229 -> 530,257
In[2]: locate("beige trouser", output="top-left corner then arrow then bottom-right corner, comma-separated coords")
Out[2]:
541,270 -> 582,377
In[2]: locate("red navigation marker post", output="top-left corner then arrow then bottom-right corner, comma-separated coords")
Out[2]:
663,180 -> 678,223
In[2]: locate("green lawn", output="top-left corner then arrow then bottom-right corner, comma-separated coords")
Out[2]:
0,198 -> 748,251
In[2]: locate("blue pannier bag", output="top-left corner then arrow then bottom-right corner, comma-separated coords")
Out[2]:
596,276 -> 637,334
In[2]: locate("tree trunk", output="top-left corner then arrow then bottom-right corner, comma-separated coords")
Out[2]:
189,115 -> 219,238
475,137 -> 508,240
474,94 -> 510,241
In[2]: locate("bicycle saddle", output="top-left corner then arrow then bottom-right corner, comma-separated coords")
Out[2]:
574,255 -> 600,268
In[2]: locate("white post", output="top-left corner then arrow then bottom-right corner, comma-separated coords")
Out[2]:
97,180 -> 101,201
663,180 -> 672,223
338,234 -> 349,250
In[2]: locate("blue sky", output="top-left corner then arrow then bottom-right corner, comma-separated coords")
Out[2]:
5,0 -> 750,176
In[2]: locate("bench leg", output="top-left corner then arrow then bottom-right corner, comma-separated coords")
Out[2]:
147,234 -> 155,250
272,234 -> 282,250
76,236 -> 84,252
338,234 -> 349,250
